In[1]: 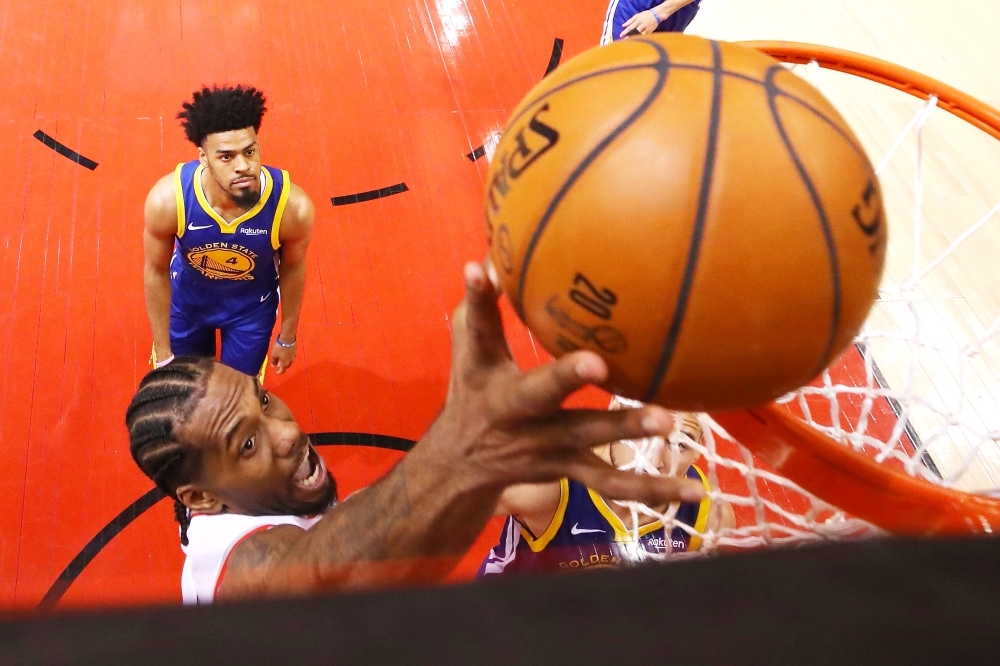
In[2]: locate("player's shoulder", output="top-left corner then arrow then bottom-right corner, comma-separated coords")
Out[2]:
277,180 -> 315,241
188,513 -> 318,599
144,169 -> 183,236
214,522 -> 310,600
286,181 -> 314,216
145,168 -> 181,216
149,170 -> 177,198
222,522 -> 305,572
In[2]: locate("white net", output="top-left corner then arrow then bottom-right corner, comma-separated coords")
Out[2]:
610,48 -> 1000,560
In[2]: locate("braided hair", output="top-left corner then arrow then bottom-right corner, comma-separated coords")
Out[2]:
125,357 -> 215,546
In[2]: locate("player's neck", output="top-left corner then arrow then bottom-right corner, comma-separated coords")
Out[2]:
604,455 -> 694,529
200,168 -> 257,220
608,498 -> 665,530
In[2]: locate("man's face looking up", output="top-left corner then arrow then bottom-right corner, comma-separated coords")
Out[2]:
175,364 -> 336,517
199,127 -> 263,209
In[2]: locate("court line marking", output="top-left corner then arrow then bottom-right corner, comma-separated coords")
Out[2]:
467,37 -> 565,162
331,182 -> 408,206
32,130 -> 99,170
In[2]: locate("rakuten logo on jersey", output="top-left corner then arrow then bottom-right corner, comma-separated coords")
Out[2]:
240,228 -> 267,236
645,536 -> 687,552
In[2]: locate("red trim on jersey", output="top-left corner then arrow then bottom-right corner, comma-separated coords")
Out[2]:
213,525 -> 275,599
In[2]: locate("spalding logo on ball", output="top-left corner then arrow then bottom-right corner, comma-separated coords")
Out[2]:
485,34 -> 886,411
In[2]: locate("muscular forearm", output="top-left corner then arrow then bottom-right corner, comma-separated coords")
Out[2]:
268,418 -> 501,593
144,267 -> 173,357
277,261 -> 305,342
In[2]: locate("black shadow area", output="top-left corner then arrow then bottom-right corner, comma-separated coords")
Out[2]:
11,538 -> 1000,664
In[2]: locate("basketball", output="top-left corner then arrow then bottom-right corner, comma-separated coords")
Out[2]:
484,34 -> 887,411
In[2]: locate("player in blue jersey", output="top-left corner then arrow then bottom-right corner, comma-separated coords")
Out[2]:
143,85 -> 315,378
479,397 -> 734,576
601,0 -> 701,45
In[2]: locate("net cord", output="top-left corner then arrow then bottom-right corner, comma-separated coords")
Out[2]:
603,43 -> 1000,557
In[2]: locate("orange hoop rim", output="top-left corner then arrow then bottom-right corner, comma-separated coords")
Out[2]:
712,406 -> 1000,536
738,40 -> 1000,143
708,42 -> 1000,536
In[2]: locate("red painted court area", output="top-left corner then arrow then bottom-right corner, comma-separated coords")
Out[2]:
0,0 -> 910,610
0,0 -> 612,610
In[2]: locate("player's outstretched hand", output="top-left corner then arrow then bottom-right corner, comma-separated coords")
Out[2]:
212,262 -> 702,598
270,337 -> 297,375
431,261 -> 703,506
620,10 -> 662,38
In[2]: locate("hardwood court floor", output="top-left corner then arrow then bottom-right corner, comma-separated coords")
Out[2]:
0,0 -> 570,609
1,0 -> 998,610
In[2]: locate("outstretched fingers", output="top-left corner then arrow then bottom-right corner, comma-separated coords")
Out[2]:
453,262 -> 512,368
566,452 -> 705,506
531,402 -> 676,451
522,405 -> 704,505
505,350 -> 609,418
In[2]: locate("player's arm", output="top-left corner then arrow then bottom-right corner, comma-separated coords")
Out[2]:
221,482 -> 560,597
620,0 -> 697,37
707,493 -> 736,533
216,263 -> 703,600
270,183 -> 314,374
143,174 -> 179,363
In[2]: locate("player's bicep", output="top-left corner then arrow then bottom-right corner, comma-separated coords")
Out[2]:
143,226 -> 174,272
214,525 -> 307,601
278,185 -> 314,263
144,175 -> 179,238
143,176 -> 178,270
707,497 -> 736,533
720,499 -> 736,530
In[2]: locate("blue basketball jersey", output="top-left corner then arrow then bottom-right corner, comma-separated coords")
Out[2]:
171,161 -> 289,319
479,466 -> 712,576
601,0 -> 702,45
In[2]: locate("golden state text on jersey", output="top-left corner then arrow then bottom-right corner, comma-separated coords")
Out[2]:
478,467 -> 713,576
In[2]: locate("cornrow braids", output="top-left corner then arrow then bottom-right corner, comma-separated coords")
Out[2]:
125,357 -> 215,546
174,499 -> 192,547
177,84 -> 267,146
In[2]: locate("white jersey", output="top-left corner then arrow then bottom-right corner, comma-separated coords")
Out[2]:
180,512 -> 322,605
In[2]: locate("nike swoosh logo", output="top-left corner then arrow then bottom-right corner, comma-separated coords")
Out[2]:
260,292 -> 269,302
570,523 -> 605,535
188,223 -> 213,231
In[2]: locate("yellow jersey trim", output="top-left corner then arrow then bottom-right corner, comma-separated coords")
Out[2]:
174,163 -> 186,238
255,355 -> 268,386
686,465 -> 713,552
193,164 -> 274,234
588,463 -> 712,546
519,478 -> 569,553
270,170 -> 291,251
587,487 -> 662,541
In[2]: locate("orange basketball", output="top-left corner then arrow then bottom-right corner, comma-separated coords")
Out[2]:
484,34 -> 887,411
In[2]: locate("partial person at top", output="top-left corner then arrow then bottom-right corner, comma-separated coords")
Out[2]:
601,0 -> 702,45
124,262 -> 705,604
479,396 -> 734,576
143,85 -> 314,380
